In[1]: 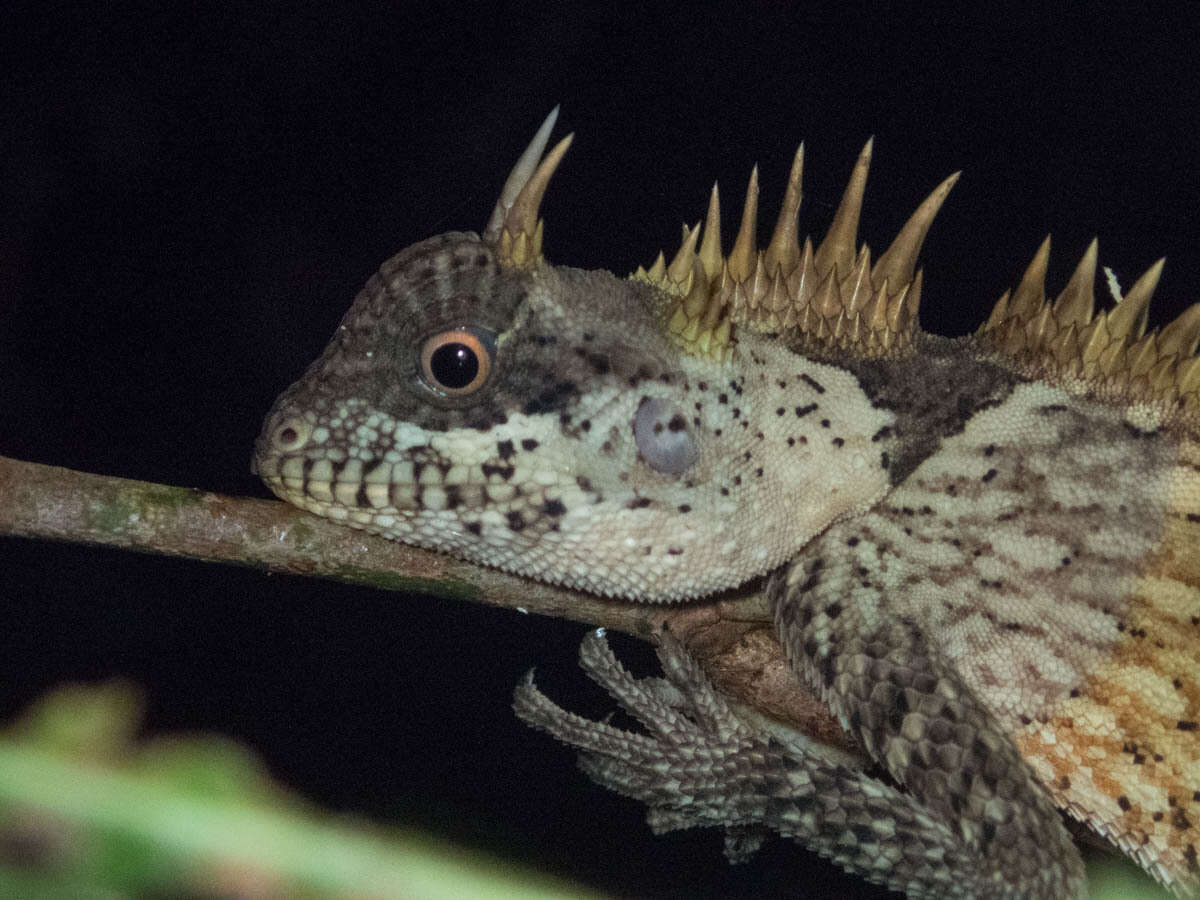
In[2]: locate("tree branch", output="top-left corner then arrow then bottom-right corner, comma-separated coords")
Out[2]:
0,453 -> 855,753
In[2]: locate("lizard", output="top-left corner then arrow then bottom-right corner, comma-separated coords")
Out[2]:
253,108 -> 1200,898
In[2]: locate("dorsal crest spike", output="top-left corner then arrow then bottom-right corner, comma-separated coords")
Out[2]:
871,171 -> 959,291
1158,304 -> 1200,358
636,138 -> 948,362
1106,257 -> 1163,341
977,239 -> 1200,423
484,107 -> 559,242
764,144 -> 804,273
1007,235 -> 1052,321
814,137 -> 872,278
667,221 -> 702,284
1051,238 -> 1098,326
698,183 -> 722,278
728,166 -> 759,280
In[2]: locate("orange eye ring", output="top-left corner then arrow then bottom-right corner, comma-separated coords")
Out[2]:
420,328 -> 493,395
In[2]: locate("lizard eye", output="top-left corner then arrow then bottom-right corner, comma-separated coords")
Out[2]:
420,328 -> 495,396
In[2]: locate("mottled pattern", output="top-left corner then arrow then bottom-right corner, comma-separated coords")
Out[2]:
1013,436 -> 1200,889
257,232 -> 895,601
256,124 -> 1200,897
783,375 -> 1199,893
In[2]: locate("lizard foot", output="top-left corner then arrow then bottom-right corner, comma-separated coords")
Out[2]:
513,628 -> 1051,898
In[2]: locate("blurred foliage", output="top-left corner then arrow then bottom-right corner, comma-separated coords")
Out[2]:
0,682 -> 593,899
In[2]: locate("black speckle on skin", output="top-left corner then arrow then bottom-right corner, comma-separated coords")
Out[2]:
797,571 -> 821,594
481,462 -> 515,480
521,438 -> 539,451
523,380 -> 579,415
1124,421 -> 1159,439
795,403 -> 818,418
543,498 -> 567,517
981,468 -> 998,483
505,511 -> 526,531
574,347 -> 611,375
799,374 -> 826,394
465,521 -> 482,535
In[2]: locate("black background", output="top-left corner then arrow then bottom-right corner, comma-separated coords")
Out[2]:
3,3 -> 1198,897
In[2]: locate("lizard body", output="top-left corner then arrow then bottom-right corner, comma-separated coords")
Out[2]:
255,110 -> 1200,897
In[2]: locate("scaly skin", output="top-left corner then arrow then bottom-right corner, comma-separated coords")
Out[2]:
255,110 -> 1200,897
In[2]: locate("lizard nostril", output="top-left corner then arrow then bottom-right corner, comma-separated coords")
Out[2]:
273,418 -> 311,452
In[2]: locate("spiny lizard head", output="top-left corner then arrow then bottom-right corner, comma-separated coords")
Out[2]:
253,109 -> 955,601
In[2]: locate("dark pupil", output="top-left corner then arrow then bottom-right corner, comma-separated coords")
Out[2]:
430,342 -> 479,389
